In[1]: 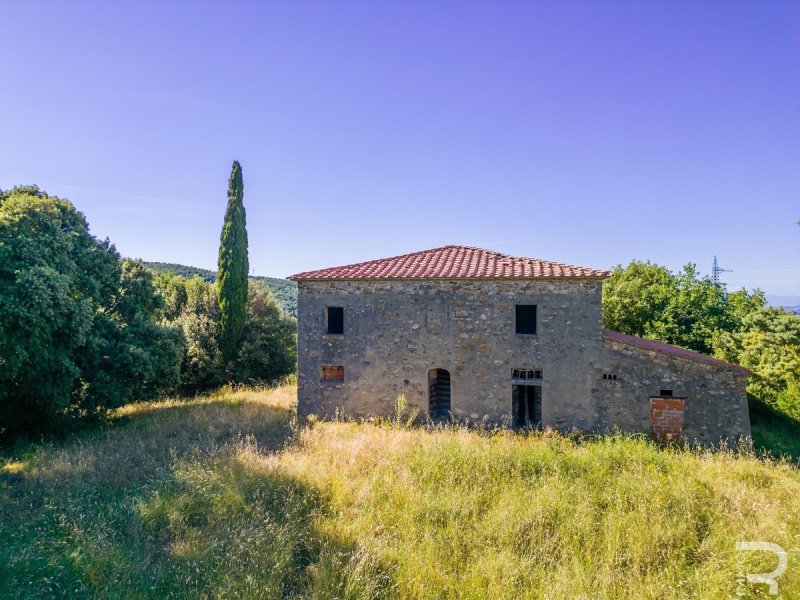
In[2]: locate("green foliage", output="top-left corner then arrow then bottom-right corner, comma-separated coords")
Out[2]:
388,394 -> 419,429
714,307 -> 800,415
602,261 -> 760,355
145,262 -> 219,283
217,161 -> 249,363
748,395 -> 800,461
75,260 -> 184,412
647,264 -> 731,354
154,274 -> 224,393
0,181 -> 294,438
601,261 -> 675,338
231,284 -> 297,384
0,187 -> 182,438
143,261 -> 297,316
154,275 -> 297,393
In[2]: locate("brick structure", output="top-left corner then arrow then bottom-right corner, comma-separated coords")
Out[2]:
650,397 -> 686,441
289,246 -> 751,444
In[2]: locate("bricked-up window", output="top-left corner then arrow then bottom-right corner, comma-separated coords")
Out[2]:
650,397 -> 685,442
321,365 -> 344,382
326,306 -> 344,335
515,305 -> 537,334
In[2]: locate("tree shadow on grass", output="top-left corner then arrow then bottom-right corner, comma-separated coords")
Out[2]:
0,397 -> 397,599
749,395 -> 800,463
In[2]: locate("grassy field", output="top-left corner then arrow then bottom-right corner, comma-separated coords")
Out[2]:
2,386 -> 800,599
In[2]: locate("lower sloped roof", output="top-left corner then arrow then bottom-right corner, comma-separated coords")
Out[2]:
602,330 -> 750,374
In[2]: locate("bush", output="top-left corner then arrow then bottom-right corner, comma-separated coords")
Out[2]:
154,276 -> 297,393
232,285 -> 297,385
0,187 -> 183,438
155,274 -> 225,393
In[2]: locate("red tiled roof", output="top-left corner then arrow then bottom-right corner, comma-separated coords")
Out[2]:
602,330 -> 750,373
288,245 -> 609,281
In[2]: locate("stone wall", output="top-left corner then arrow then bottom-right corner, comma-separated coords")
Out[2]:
296,278 -> 603,427
295,278 -> 751,443
596,337 -> 751,444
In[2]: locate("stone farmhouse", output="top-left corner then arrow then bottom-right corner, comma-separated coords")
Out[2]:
289,246 -> 751,443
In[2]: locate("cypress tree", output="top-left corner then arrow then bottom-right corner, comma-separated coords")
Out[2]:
218,160 -> 249,363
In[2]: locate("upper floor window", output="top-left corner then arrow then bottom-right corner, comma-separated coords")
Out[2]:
515,304 -> 537,335
326,306 -> 344,335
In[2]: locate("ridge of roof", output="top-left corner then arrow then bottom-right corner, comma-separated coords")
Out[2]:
288,245 -> 610,281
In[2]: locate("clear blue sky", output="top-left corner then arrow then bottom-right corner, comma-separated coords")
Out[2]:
2,0 -> 798,298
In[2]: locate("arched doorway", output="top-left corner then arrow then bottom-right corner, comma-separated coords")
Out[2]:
428,368 -> 451,420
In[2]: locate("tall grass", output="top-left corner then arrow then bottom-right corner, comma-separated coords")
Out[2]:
2,385 -> 799,598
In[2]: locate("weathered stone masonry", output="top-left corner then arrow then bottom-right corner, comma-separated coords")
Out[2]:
597,332 -> 750,443
291,246 -> 751,443
297,278 -> 603,427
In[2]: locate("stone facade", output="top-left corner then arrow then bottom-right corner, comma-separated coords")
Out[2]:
297,278 -> 604,426
295,277 -> 751,443
596,336 -> 750,443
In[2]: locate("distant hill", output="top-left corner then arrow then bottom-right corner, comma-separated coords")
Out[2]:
143,262 -> 297,316
784,306 -> 800,315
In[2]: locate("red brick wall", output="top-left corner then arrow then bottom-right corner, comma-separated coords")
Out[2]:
650,397 -> 685,441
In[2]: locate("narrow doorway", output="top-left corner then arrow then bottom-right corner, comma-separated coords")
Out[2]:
428,368 -> 451,420
513,385 -> 542,427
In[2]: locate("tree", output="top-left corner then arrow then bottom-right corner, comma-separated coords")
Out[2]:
0,187 -> 183,437
648,264 -> 729,354
233,284 -> 297,384
602,261 -> 766,355
601,261 -> 676,336
155,274 -> 225,393
217,161 -> 249,364
75,260 -> 183,411
714,308 -> 800,415
0,187 -> 120,434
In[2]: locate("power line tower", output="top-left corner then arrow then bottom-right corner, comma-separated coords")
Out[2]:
712,256 -> 732,285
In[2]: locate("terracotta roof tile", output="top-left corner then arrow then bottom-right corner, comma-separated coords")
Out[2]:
602,330 -> 750,373
288,245 -> 609,281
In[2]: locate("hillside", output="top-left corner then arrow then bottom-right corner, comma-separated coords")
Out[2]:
2,386 -> 799,599
143,261 -> 297,316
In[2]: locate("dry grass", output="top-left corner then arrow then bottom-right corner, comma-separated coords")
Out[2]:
2,385 -> 800,598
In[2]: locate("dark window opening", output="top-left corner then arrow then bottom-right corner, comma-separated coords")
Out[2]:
602,374 -> 618,381
326,306 -> 344,335
428,368 -> 451,420
515,305 -> 537,334
513,385 -> 542,427
321,365 -> 344,382
660,389 -> 673,397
